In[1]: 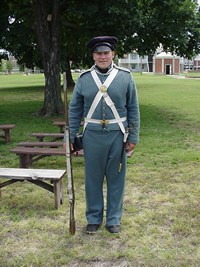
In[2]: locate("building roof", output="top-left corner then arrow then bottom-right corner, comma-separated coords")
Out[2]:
155,52 -> 180,59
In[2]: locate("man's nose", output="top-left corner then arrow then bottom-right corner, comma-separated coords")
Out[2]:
100,53 -> 106,58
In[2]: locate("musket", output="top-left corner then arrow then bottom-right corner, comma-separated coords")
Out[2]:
63,73 -> 76,235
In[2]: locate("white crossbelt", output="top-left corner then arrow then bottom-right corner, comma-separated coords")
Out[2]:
85,68 -> 118,120
84,67 -> 129,142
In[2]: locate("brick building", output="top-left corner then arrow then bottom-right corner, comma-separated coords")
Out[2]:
154,52 -> 182,75
193,55 -> 200,71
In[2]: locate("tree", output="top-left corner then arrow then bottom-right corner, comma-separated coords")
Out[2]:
1,0 -> 200,115
6,60 -> 13,73
32,0 -> 63,115
62,0 -> 200,58
1,0 -> 63,115
124,0 -> 200,58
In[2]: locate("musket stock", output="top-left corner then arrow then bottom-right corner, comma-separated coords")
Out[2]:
63,73 -> 76,235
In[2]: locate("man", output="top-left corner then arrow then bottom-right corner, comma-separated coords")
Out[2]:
69,36 -> 140,234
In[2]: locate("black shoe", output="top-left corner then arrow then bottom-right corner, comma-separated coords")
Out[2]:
86,224 -> 100,234
105,225 -> 120,233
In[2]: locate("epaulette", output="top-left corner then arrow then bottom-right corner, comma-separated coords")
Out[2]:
79,66 -> 95,77
114,64 -> 131,73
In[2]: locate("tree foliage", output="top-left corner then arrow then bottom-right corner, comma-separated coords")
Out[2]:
0,0 -> 200,115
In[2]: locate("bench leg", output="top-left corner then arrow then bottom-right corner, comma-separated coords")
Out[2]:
53,180 -> 62,209
4,129 -> 10,143
60,179 -> 64,205
36,137 -> 44,142
19,154 -> 32,168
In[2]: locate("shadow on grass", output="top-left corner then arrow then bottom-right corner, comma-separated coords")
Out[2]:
0,181 -> 64,219
140,103 -> 196,133
0,85 -> 45,93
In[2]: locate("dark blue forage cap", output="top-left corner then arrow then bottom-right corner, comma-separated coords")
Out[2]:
87,36 -> 118,52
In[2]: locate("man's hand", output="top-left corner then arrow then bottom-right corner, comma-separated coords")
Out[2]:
125,142 -> 136,153
63,143 -> 74,152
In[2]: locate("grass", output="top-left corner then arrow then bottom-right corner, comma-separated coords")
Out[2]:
0,72 -> 200,267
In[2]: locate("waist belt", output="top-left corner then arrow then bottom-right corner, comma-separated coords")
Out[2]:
84,117 -> 126,125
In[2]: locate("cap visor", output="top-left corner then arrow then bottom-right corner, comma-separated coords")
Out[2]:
93,46 -> 112,52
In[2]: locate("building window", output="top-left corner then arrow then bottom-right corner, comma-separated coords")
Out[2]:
131,64 -> 136,69
131,54 -> 138,60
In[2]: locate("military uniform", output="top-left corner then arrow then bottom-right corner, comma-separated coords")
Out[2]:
69,36 -> 140,233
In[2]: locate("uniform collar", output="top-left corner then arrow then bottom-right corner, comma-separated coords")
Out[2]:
94,62 -> 114,75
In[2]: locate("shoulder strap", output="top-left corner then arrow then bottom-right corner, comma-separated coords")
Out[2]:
79,66 -> 95,77
114,64 -> 131,73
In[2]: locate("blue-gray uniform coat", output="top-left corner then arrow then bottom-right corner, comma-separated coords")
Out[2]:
69,63 -> 140,227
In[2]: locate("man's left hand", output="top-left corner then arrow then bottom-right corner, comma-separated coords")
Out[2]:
125,142 -> 136,152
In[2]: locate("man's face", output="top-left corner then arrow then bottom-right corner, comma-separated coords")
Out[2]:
93,51 -> 114,69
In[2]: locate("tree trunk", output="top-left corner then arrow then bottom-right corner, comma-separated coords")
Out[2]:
40,53 -> 63,116
66,58 -> 75,88
32,0 -> 63,116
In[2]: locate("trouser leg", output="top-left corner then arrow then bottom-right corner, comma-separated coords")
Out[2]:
83,130 -> 108,224
105,131 -> 127,226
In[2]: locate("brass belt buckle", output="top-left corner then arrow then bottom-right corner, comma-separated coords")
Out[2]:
101,119 -> 109,127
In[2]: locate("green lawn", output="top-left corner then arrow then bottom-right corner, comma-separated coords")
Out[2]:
0,72 -> 200,267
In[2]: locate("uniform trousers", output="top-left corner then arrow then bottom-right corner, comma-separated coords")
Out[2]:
82,128 -> 127,226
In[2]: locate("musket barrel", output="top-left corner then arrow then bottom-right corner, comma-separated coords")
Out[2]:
63,72 -> 76,235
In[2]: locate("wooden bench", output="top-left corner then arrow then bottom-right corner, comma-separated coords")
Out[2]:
10,147 -> 84,168
53,121 -> 65,132
0,168 -> 66,209
31,133 -> 64,142
0,124 -> 16,144
30,132 -> 64,142
53,121 -> 84,133
17,141 -> 64,147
